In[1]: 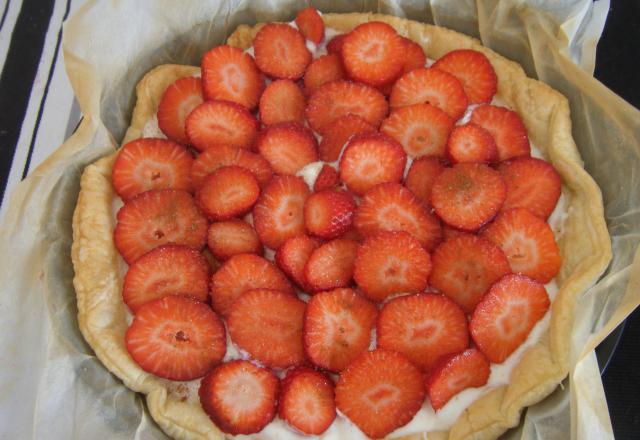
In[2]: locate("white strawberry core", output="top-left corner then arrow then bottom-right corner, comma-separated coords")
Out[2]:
363,383 -> 400,410
220,372 -> 265,418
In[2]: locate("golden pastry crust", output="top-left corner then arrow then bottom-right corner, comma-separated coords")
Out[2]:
72,13 -> 611,440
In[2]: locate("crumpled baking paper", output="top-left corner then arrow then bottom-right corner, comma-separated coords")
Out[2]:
1,0 -> 638,439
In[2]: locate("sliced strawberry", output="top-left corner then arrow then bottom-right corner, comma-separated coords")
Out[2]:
306,80 -> 388,133
442,224 -> 467,241
304,189 -> 356,239
190,144 -> 272,189
210,253 -> 294,316
201,45 -> 264,109
114,189 -> 208,264
295,7 -> 325,44
185,100 -> 258,151
157,76 -> 204,144
470,274 -> 550,363
354,183 -> 442,251
303,54 -> 345,95
431,163 -> 507,231
470,105 -> 530,161
446,123 -> 498,164
318,114 -> 375,162
335,349 -> 425,438
498,157 -> 562,219
326,33 -> 347,55
399,37 -> 427,74
341,21 -> 405,87
255,123 -> 318,175
275,234 -> 322,290
196,165 -> 259,220
404,156 -> 446,207
426,348 -> 490,410
354,231 -> 432,302
432,49 -> 497,104
279,367 -> 336,435
481,208 -> 561,283
253,175 -> 310,249
313,164 -> 340,191
199,360 -> 279,435
339,133 -> 407,195
259,79 -> 306,126
125,296 -> 225,380
207,220 -> 262,261
429,234 -> 511,313
253,23 -> 311,80
377,294 -> 469,371
304,238 -> 358,292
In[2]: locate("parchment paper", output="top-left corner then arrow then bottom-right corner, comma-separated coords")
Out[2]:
0,0 -> 638,439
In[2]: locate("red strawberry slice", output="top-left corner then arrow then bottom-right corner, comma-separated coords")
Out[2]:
253,175 -> 310,249
295,7 -> 325,44
253,23 -> 311,80
255,122 -> 318,175
112,138 -> 193,201
399,37 -> 427,74
432,49 -> 497,104
279,367 -> 336,435
114,189 -> 208,264
431,163 -> 507,231
123,245 -> 210,313
190,144 -> 272,189
304,288 -> 377,372
390,68 -> 468,120
275,234 -> 322,290
446,123 -> 498,164
326,33 -> 347,55
259,79 -> 306,126
481,208 -> 561,283
442,224 -> 467,241
207,220 -> 263,261
335,349 -> 425,439
313,164 -> 340,191
185,100 -> 258,151
470,105 -> 530,161
354,183 -> 442,251
381,103 -> 454,158
196,165 -> 259,220
429,234 -> 511,313
201,44 -> 264,109
125,296 -> 225,381
304,238 -> 358,292
404,156 -> 446,207
470,274 -> 550,363
157,76 -> 204,144
228,289 -> 306,369
339,133 -> 407,195
199,360 -> 279,435
210,253 -> 294,316
354,231 -> 432,302
498,157 -> 562,219
377,294 -> 469,371
318,114 -> 375,162
341,21 -> 405,87
304,189 -> 356,239
426,348 -> 490,410
303,54 -> 346,95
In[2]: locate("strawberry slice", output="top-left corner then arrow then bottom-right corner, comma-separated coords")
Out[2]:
258,79 -> 306,126
199,360 -> 279,435
210,253 -> 294,316
123,245 -> 210,313
470,105 -> 530,161
295,7 -> 325,44
470,274 -> 550,363
335,349 -> 425,439
157,76 -> 204,144
114,189 -> 208,264
432,49 -> 497,104
431,163 -> 507,231
304,288 -> 377,372
303,54 -> 345,95
404,156 -> 446,207
255,122 -> 318,175
253,23 -> 311,80
339,133 -> 407,195
354,183 -> 442,251
185,100 -> 258,151
279,367 -> 336,435
306,80 -> 388,133
313,164 -> 340,191
190,144 -> 272,189
399,37 -> 427,74
318,114 -> 375,162
326,33 -> 347,55
228,289 -> 306,369
125,295 -> 225,381
253,175 -> 310,249
201,44 -> 264,109
354,231 -> 432,302
442,224 -> 467,241
112,138 -> 193,201
207,220 -> 263,261
429,234 -> 511,313
341,21 -> 405,87
304,238 -> 358,292
275,234 -> 321,290
426,348 -> 490,410
304,189 -> 356,239
481,208 -> 561,283
498,157 -> 562,219
377,294 -> 469,371
446,123 -> 498,164
196,165 -> 259,220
